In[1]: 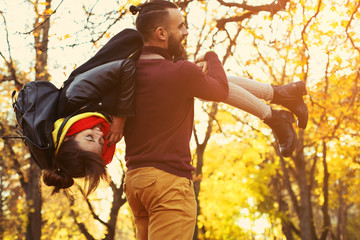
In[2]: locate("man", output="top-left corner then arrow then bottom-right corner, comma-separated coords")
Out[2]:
124,1 -> 227,239
123,1 -> 301,239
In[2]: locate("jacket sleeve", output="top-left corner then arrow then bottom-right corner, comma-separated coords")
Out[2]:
65,59 -> 136,117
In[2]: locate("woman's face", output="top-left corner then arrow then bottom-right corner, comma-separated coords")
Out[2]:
74,125 -> 104,155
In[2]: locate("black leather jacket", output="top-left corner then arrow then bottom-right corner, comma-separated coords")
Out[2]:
57,58 -> 136,119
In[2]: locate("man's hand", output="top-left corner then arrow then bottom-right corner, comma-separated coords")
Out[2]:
194,54 -> 208,74
105,116 -> 127,146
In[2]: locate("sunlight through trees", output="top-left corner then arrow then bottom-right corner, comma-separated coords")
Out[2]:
0,0 -> 359,239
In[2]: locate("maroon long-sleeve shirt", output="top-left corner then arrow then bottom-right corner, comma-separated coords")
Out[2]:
124,46 -> 228,179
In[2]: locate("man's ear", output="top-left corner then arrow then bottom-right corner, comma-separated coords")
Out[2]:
155,27 -> 167,41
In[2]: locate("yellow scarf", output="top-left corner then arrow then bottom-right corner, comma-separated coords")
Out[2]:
52,112 -> 108,155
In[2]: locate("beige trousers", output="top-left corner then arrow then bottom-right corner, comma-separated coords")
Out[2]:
225,75 -> 274,120
124,167 -> 197,240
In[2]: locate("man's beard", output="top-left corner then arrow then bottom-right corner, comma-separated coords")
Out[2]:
168,33 -> 186,58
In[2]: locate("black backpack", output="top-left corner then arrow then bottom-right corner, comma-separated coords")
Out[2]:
10,80 -> 60,170
4,29 -> 143,170
8,80 -> 106,170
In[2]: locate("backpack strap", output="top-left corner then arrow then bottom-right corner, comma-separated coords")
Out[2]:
2,91 -> 25,140
127,48 -> 142,61
11,90 -> 17,108
54,115 -> 72,150
54,104 -> 91,150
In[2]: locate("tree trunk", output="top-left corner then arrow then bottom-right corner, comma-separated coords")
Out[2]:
24,0 -> 53,238
294,132 -> 316,240
192,103 -> 218,240
336,181 -> 346,240
320,140 -> 330,240
25,161 -> 42,240
33,0 -> 51,82
193,144 -> 205,240
273,174 -> 295,240
0,161 -> 4,240
104,177 -> 127,240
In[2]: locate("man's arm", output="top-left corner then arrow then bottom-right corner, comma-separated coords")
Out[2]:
180,51 -> 229,102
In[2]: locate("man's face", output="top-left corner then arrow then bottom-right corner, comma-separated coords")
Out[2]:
165,8 -> 188,57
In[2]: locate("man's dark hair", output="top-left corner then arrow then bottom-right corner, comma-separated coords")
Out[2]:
130,1 -> 178,41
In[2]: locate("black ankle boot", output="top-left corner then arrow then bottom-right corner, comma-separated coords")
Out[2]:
264,109 -> 297,157
271,81 -> 308,129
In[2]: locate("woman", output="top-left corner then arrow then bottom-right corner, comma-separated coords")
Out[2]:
42,28 -> 307,196
42,29 -> 143,197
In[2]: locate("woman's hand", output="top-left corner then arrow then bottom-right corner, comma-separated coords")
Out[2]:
196,60 -> 208,74
194,55 -> 208,74
105,116 -> 127,146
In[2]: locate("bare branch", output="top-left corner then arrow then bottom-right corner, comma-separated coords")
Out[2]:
193,16 -> 208,59
222,26 -> 241,65
83,0 -> 100,26
21,0 -> 65,35
78,186 -> 110,228
0,13 -> 13,63
196,102 -> 219,149
90,10 -> 127,44
252,38 -> 277,83
216,0 -> 289,12
65,192 -> 96,240
216,0 -> 290,29
175,0 -> 192,10
193,123 -> 200,146
345,0 -> 360,54
301,0 -> 322,82
217,11 -> 253,30
0,12 -> 22,89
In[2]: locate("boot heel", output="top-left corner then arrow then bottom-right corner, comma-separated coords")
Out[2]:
271,81 -> 308,129
264,109 -> 297,157
281,110 -> 295,123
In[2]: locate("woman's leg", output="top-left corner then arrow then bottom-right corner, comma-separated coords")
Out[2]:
227,75 -> 308,129
224,81 -> 272,120
227,75 -> 274,101
224,81 -> 297,157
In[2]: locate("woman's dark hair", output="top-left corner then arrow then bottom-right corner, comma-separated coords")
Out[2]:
130,1 -> 178,41
42,138 -> 107,197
